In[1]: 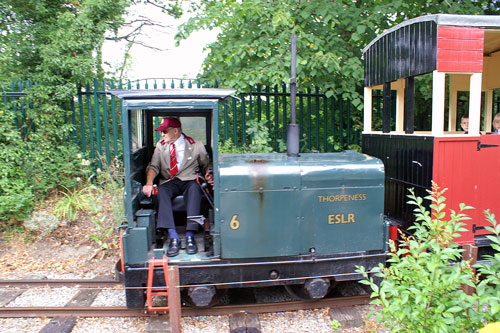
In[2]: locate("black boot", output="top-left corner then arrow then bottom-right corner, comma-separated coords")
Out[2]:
167,238 -> 181,257
185,236 -> 198,254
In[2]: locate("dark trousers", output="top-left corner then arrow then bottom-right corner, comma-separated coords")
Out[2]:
157,178 -> 202,232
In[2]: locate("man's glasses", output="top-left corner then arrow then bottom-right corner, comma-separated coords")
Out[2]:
162,128 -> 174,134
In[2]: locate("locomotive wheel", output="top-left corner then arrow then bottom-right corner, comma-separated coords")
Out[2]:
181,287 -> 226,308
125,285 -> 146,309
284,278 -> 332,301
285,284 -> 315,301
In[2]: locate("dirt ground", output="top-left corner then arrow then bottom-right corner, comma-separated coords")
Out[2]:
0,193 -> 120,280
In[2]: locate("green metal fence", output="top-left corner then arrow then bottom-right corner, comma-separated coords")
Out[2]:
3,78 -> 364,166
225,84 -> 361,152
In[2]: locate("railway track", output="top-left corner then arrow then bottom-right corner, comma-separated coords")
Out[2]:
0,295 -> 371,317
0,278 -> 120,288
0,278 -> 373,331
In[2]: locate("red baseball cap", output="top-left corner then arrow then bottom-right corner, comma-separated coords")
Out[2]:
155,117 -> 181,131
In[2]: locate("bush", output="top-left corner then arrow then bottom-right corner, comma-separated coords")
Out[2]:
26,133 -> 91,197
357,182 -> 500,332
0,109 -> 34,223
0,104 -> 92,226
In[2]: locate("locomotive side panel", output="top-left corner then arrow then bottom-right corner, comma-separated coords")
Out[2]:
219,152 -> 387,259
219,154 -> 302,258
220,190 -> 302,258
302,187 -> 384,254
300,152 -> 386,254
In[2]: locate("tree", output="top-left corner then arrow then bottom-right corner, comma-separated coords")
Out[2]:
0,0 -> 185,223
176,0 -> 500,110
0,1 -> 129,81
103,0 -> 183,80
0,0 -> 187,224
0,0 -> 132,223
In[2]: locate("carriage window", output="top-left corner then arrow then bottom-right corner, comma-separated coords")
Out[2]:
130,109 -> 144,151
152,116 -> 207,145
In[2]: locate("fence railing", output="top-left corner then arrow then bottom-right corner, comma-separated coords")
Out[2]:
2,78 -> 362,166
225,85 -> 361,152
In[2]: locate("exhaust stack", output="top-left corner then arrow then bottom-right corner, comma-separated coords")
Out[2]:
287,34 -> 299,157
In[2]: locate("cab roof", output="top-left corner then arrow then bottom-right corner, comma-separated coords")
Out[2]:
109,88 -> 237,100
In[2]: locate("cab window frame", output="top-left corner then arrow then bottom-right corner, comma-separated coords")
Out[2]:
129,109 -> 145,153
145,110 -> 212,163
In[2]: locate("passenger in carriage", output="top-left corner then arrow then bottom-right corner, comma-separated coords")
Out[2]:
492,113 -> 500,135
460,115 -> 469,134
142,117 -> 211,257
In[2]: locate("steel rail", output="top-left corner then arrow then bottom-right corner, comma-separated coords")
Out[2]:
0,307 -> 146,318
182,295 -> 372,317
0,279 -> 120,288
0,295 -> 370,318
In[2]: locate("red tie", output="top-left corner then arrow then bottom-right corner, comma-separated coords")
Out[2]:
170,143 -> 178,178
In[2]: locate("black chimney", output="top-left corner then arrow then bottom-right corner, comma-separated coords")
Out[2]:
287,34 -> 299,157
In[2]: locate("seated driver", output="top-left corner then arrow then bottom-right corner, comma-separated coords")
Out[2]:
142,117 -> 210,257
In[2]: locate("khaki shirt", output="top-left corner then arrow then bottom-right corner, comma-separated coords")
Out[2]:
146,135 -> 210,185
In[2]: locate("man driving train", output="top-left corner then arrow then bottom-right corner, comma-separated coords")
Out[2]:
142,117 -> 211,257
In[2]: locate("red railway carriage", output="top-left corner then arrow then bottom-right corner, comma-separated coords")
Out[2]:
361,14 -> 500,252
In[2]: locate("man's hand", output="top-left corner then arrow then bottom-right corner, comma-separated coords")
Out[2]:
143,184 -> 153,197
143,169 -> 157,197
205,169 -> 214,186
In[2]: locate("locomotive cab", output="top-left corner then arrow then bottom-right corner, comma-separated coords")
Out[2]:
114,89 -> 233,251
112,88 -> 388,309
111,89 -> 233,308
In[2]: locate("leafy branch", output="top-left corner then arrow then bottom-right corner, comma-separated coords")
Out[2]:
357,182 -> 499,331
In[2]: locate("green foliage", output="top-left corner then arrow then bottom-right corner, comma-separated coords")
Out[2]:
94,156 -> 125,224
475,210 -> 500,323
246,120 -> 274,153
28,144 -> 94,198
219,119 -> 286,154
0,109 -> 34,224
0,0 -> 130,82
327,136 -> 343,152
53,185 -> 99,222
177,0 -> 497,102
347,144 -> 361,152
51,159 -> 124,251
357,183 -> 500,331
0,0 -> 132,224
330,319 -> 341,331
218,138 -> 247,154
89,214 -> 114,250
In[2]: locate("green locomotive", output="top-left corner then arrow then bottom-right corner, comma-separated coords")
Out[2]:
111,88 -> 387,309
